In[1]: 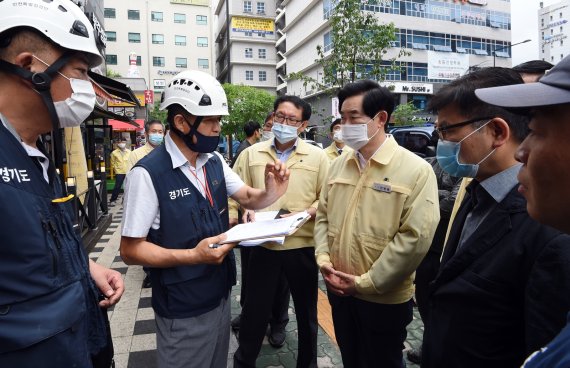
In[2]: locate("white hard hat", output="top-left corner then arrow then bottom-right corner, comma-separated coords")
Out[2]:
160,70 -> 229,116
0,0 -> 103,67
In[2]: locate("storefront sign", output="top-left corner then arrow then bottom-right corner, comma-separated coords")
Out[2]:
89,13 -> 107,48
144,90 -> 154,105
231,16 -> 274,35
108,94 -> 145,107
380,82 -> 434,95
427,51 -> 469,80
157,70 -> 180,76
331,97 -> 341,119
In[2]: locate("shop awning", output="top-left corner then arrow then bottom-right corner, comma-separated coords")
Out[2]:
108,118 -> 145,131
87,106 -> 141,127
88,71 -> 141,107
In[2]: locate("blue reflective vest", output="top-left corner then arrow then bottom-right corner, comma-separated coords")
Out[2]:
0,122 -> 107,367
136,145 -> 236,319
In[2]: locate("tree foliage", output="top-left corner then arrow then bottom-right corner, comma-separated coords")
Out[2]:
221,83 -> 274,141
105,69 -> 122,78
391,101 -> 421,126
289,0 -> 409,94
148,103 -> 168,126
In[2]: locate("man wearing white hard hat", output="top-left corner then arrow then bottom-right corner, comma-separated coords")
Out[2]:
0,0 -> 124,367
120,70 -> 290,368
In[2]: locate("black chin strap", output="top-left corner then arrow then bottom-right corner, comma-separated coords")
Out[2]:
173,115 -> 204,147
0,52 -> 72,171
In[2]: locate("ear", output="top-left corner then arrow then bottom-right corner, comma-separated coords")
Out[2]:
376,110 -> 388,128
488,118 -> 510,148
13,52 -> 35,70
298,120 -> 308,134
173,114 -> 188,132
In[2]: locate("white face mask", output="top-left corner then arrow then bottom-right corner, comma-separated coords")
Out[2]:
118,143 -> 127,149
261,130 -> 274,142
340,112 -> 381,151
33,55 -> 96,128
54,78 -> 97,128
333,130 -> 343,143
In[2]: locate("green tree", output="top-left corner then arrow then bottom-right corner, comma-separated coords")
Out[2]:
221,83 -> 274,158
289,0 -> 409,94
105,69 -> 122,78
391,101 -> 421,126
148,103 -> 167,126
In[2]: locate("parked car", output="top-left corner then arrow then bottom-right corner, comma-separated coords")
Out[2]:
389,125 -> 436,158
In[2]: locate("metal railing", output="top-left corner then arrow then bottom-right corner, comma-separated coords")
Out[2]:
66,170 -> 109,237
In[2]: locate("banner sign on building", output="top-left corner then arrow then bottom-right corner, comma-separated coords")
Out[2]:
144,90 -> 154,105
108,93 -> 146,107
231,16 -> 274,35
427,51 -> 469,80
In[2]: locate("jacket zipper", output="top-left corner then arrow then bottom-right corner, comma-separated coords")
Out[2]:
43,219 -> 62,276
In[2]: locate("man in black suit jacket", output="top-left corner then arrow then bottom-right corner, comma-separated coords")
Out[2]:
422,67 -> 570,368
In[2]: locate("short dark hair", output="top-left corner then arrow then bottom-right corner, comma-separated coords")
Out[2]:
428,67 -> 529,143
330,118 -> 342,132
264,111 -> 273,124
166,104 -> 187,125
145,119 -> 163,133
512,60 -> 554,75
273,95 -> 312,121
337,80 -> 395,122
243,121 -> 261,137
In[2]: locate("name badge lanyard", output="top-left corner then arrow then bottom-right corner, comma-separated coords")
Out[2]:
188,165 -> 214,207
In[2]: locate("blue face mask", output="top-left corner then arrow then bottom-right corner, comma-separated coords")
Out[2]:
436,120 -> 496,178
148,133 -> 163,146
272,122 -> 299,144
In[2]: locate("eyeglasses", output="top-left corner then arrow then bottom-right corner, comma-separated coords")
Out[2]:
436,116 -> 493,140
273,112 -> 304,126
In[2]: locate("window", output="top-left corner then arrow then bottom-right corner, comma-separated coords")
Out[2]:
245,70 -> 254,80
152,34 -> 164,44
323,31 -> 333,52
174,13 -> 186,24
152,11 -> 163,22
136,56 -> 142,66
198,58 -> 209,69
258,48 -> 266,59
561,12 -> 564,18
245,48 -> 253,58
153,57 -> 165,67
196,15 -> 207,25
257,2 -> 265,14
176,57 -> 187,68
106,54 -> 117,65
245,31 -> 253,37
197,37 -> 208,47
259,71 -> 267,81
128,33 -> 141,43
104,8 -> 116,18
244,1 -> 252,13
128,10 -> 140,20
106,31 -> 116,42
175,35 -> 187,46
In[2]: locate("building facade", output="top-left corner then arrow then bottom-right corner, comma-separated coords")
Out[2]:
103,0 -> 214,96
282,0 -> 512,121
539,0 -> 570,64
213,0 -> 278,94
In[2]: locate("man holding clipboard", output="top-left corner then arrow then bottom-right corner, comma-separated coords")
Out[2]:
231,95 -> 330,368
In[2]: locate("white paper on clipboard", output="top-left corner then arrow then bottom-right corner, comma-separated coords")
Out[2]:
221,211 -> 311,244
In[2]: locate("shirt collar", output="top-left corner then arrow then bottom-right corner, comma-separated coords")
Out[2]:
164,132 -> 212,170
353,134 -> 397,168
480,163 -> 522,203
271,138 -> 299,154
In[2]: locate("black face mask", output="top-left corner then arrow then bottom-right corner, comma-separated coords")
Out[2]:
175,116 -> 220,153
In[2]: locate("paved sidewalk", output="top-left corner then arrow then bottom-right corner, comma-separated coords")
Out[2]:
90,204 -> 423,367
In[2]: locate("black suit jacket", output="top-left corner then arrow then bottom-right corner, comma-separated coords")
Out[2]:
422,186 -> 570,368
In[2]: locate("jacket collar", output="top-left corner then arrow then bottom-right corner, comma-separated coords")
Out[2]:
349,134 -> 398,167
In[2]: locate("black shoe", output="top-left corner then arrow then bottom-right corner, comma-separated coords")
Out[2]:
268,329 -> 286,348
231,314 -> 241,331
142,275 -> 151,288
406,347 -> 422,364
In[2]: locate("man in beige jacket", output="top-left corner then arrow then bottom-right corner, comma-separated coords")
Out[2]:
314,80 -> 439,368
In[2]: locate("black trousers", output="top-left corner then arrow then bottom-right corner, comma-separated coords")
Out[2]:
239,246 -> 290,330
110,174 -> 125,202
234,247 -> 318,368
328,293 -> 413,368
414,251 -> 441,322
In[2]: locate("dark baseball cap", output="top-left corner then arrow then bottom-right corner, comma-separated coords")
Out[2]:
475,55 -> 570,108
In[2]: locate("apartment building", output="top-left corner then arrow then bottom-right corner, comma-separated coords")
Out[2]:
539,0 -> 570,64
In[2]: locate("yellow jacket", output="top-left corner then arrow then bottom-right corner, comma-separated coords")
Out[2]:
110,148 -> 131,175
126,143 -> 154,171
324,142 -> 352,162
230,139 -> 329,251
314,135 -> 440,304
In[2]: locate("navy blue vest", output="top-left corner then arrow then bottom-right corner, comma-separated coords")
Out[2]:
136,144 -> 236,319
0,122 -> 107,366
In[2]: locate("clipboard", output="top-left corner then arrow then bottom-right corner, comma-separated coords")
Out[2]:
220,211 -> 311,244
